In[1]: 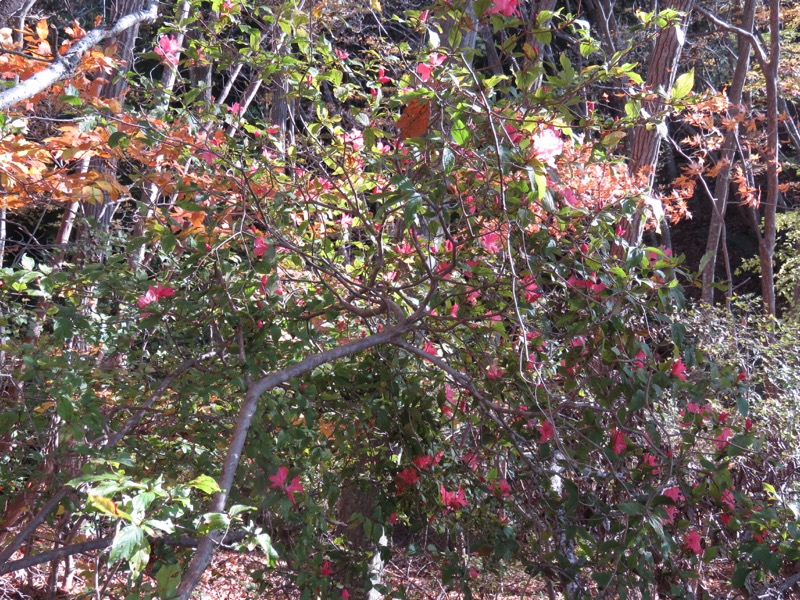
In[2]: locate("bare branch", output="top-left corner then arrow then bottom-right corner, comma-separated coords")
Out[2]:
0,0 -> 159,111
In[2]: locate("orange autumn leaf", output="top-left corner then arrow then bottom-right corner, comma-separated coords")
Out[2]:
396,99 -> 431,140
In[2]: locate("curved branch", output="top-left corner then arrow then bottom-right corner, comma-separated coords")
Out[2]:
0,0 -> 159,111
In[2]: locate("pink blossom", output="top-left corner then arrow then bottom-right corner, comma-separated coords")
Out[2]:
321,561 -> 334,577
412,452 -> 443,471
440,485 -> 468,510
269,467 -> 304,504
418,9 -> 429,22
137,283 -> 175,309
227,102 -> 243,115
662,505 -> 678,525
714,428 -> 733,450
611,429 -> 627,455
378,67 -> 392,83
253,237 -> 268,257
492,479 -> 512,498
532,128 -> 563,166
684,530 -> 702,555
395,241 -> 414,255
486,0 -> 519,16
737,371 -> 747,381
335,48 -> 349,60
537,420 -> 555,443
154,35 -> 182,66
671,359 -> 687,380
343,129 -> 364,150
486,364 -> 505,380
341,589 -> 350,600
721,489 -> 736,511
417,62 -> 434,82
396,467 -> 420,492
480,231 -> 503,253
632,350 -> 647,369
662,486 -> 685,503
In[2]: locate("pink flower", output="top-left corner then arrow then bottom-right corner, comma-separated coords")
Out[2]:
480,231 -> 503,253
154,35 -> 182,66
343,129 -> 364,150
227,102 -> 242,115
254,237 -> 268,257
721,489 -> 736,511
418,9 -> 429,22
378,67 -> 392,83
396,467 -> 420,492
720,513 -> 732,526
486,0 -> 519,16
632,350 -> 647,369
335,48 -> 349,60
737,371 -> 747,381
642,454 -> 659,469
137,283 -> 175,309
269,467 -> 304,504
611,429 -> 627,455
532,128 -> 563,166
412,452 -> 443,471
321,561 -> 334,577
662,505 -> 678,525
714,428 -> 733,450
492,479 -> 512,498
537,420 -> 555,443
671,359 -> 687,380
684,530 -> 702,555
395,241 -> 414,255
486,364 -> 505,380
440,485 -> 468,510
662,486 -> 685,503
417,62 -> 434,82
341,589 -> 350,600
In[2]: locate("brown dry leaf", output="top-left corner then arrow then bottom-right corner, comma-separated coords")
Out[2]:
396,99 -> 431,140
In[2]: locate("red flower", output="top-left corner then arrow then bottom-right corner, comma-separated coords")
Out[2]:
377,67 -> 392,83
486,364 -> 505,380
440,485 -> 468,510
537,420 -> 555,443
486,0 -> 519,16
412,453 -> 442,471
269,466 -> 304,504
662,486 -> 685,503
341,589 -> 350,600
396,467 -> 420,492
671,359 -> 687,381
137,283 -> 175,309
611,429 -> 627,455
714,427 -> 733,450
321,560 -> 334,577
254,236 -> 268,257
154,35 -> 182,66
684,530 -> 702,555
492,479 -> 511,498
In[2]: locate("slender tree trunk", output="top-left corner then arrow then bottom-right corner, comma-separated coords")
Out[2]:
625,0 -> 695,246
757,0 -> 780,315
700,0 -> 755,304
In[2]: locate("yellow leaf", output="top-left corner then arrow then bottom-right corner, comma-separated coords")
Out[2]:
370,0 -> 381,10
35,19 -> 48,42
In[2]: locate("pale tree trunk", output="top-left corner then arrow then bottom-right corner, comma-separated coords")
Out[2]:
757,0 -> 780,316
625,0 -> 695,246
700,0 -> 756,305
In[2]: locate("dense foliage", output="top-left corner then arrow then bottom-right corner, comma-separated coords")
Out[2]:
1,0 -> 799,598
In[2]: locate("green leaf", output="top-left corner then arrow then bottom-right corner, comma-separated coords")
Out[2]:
110,525 -> 150,577
618,502 -> 644,516
451,117 -> 469,145
198,512 -> 230,535
671,69 -> 694,100
602,131 -> 626,148
108,131 -> 129,148
188,475 -> 221,494
442,146 -> 455,175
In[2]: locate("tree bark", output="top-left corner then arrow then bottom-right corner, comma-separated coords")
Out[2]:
625,0 -> 695,246
700,0 -> 756,305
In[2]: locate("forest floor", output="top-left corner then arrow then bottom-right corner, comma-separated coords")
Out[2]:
0,545 -> 771,599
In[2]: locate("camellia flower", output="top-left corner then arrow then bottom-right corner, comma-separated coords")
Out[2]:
537,419 -> 555,443
440,485 -> 468,510
671,359 -> 687,380
137,283 -> 175,309
486,364 -> 505,380
480,231 -> 503,254
416,53 -> 446,82
253,237 -> 268,257
714,427 -> 733,450
684,530 -> 702,555
531,127 -> 563,166
611,429 -> 627,455
486,0 -> 519,17
377,67 -> 392,83
154,35 -> 182,66
321,561 -> 334,577
268,466 -> 304,504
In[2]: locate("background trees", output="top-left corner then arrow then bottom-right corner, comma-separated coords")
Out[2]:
1,0 -> 799,598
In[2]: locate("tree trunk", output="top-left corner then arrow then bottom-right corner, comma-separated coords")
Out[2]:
700,0 -> 756,305
625,0 -> 695,246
